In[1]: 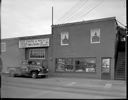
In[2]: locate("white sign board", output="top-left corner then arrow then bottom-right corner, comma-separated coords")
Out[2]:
19,38 -> 49,48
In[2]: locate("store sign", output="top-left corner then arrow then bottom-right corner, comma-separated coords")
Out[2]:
19,38 -> 49,48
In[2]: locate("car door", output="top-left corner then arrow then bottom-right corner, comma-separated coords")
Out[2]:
20,65 -> 29,75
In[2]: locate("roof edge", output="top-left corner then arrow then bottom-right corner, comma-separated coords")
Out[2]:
52,17 -> 116,28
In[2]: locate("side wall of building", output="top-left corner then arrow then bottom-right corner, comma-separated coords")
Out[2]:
1,38 -> 25,73
52,19 -> 117,79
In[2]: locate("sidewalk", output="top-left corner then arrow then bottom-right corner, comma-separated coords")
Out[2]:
1,73 -> 126,98
2,72 -> 126,89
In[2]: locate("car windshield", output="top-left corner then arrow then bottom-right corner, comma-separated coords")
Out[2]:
28,61 -> 37,65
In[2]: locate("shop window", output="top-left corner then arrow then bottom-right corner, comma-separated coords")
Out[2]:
56,58 -> 74,72
56,57 -> 96,73
56,58 -> 66,71
29,48 -> 45,59
85,58 -> 96,72
65,58 -> 74,72
75,58 -> 86,72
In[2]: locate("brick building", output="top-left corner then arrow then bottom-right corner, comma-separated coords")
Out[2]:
1,17 -> 126,80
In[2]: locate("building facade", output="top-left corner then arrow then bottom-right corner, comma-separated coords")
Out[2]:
1,17 -> 126,80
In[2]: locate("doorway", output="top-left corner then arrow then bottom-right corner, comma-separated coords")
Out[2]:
101,57 -> 111,80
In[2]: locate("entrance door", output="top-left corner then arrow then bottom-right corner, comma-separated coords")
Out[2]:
101,58 -> 111,80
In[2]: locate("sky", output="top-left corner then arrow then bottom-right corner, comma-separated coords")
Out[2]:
1,0 -> 126,39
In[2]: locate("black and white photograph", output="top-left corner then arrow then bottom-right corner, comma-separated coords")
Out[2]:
0,0 -> 127,99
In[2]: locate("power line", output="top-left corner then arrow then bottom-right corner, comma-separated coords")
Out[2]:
61,0 -> 89,23
77,1 -> 103,20
55,0 -> 86,23
116,19 -> 127,28
61,0 -> 103,24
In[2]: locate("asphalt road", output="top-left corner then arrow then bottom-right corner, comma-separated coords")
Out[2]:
1,75 -> 126,99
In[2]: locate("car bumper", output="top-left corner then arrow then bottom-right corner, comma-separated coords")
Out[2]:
38,72 -> 48,76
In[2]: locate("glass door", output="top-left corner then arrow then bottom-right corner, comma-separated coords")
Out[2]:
101,57 -> 111,80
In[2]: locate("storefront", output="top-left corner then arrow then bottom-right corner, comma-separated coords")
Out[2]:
19,38 -> 49,67
1,35 -> 52,73
51,17 -> 117,80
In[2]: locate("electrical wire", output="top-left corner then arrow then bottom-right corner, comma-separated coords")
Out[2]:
76,1 -> 103,21
55,0 -> 86,23
61,0 -> 89,23
116,19 -> 127,29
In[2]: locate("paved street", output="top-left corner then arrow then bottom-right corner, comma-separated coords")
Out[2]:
1,74 -> 126,99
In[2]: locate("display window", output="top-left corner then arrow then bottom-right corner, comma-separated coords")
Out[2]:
65,58 -> 74,72
85,58 -> 96,72
75,58 -> 86,72
56,57 -> 96,72
56,58 -> 65,71
29,48 -> 45,59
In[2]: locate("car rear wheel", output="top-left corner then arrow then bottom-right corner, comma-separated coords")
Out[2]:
31,72 -> 38,79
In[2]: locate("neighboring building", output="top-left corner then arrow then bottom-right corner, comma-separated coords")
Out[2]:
1,17 -> 126,80
1,35 -> 53,76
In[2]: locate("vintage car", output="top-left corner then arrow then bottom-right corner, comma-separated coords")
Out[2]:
8,60 -> 48,79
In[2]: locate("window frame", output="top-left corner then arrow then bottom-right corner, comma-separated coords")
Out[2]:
29,48 -> 45,59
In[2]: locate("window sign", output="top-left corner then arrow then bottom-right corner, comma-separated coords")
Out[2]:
101,58 -> 110,73
86,68 -> 95,72
90,28 -> 100,44
61,32 -> 69,45
1,42 -> 6,52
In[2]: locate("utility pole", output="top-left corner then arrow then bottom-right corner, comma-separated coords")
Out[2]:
52,6 -> 53,26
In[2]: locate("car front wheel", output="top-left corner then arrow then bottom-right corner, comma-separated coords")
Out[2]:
31,72 -> 38,79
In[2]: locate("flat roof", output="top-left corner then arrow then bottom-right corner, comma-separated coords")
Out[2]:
1,34 -> 52,40
52,17 -> 116,28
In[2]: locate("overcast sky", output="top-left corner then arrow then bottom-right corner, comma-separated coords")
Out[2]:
1,0 -> 126,39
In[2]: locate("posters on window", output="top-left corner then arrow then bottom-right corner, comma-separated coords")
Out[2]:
61,32 -> 69,45
90,28 -> 100,44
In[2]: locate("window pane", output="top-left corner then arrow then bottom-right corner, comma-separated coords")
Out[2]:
65,58 -> 74,72
56,58 -> 65,71
29,48 -> 45,59
85,58 -> 96,72
75,58 -> 86,72
101,58 -> 110,73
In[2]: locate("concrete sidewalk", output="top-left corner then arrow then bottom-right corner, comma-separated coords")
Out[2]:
1,73 -> 126,99
2,73 -> 126,89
